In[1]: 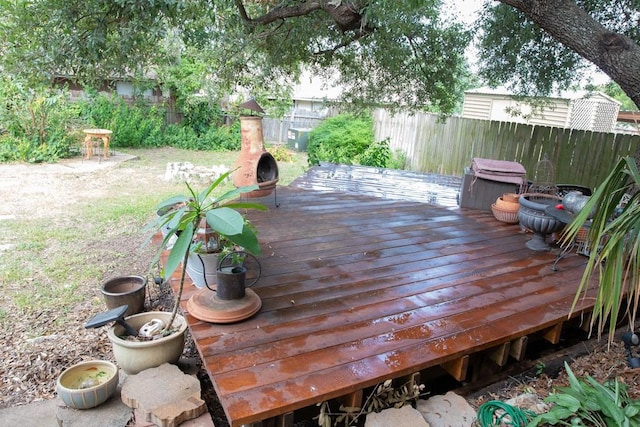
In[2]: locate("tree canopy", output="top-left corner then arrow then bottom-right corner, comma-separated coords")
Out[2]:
1,0 -> 639,113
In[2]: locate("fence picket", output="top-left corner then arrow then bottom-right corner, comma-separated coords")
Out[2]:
263,108 -> 639,190
373,109 -> 640,189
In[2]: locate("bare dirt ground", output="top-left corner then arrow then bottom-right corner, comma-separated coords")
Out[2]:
1,150 -> 639,426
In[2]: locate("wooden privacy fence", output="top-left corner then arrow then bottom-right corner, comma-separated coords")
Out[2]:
373,109 -> 640,190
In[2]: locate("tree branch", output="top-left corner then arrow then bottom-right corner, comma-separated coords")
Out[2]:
234,0 -> 367,32
498,0 -> 640,111
314,26 -> 374,55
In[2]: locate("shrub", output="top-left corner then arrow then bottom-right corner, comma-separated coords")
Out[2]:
0,134 -> 22,162
181,96 -> 225,136
267,144 -> 294,163
78,94 -> 164,148
0,77 -> 78,162
162,124 -> 199,148
199,121 -> 240,151
307,114 -> 391,168
163,121 -> 240,151
529,362 -> 640,427
78,92 -> 243,150
354,138 -> 391,168
387,149 -> 408,170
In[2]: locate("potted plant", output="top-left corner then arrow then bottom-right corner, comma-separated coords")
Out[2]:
151,169 -> 265,317
106,170 -> 265,374
184,220 -> 256,288
562,156 -> 640,344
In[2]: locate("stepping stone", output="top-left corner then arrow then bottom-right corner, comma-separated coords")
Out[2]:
416,391 -> 477,426
57,387 -> 132,427
365,405 -> 430,427
121,363 -> 207,427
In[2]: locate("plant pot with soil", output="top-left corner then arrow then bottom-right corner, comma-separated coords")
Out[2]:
144,169 -> 265,328
100,275 -> 147,317
96,171 -> 265,375
106,310 -> 188,375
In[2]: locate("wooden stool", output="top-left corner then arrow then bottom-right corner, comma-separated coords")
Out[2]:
83,129 -> 112,159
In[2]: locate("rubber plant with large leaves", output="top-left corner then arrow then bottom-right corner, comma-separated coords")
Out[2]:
145,169 -> 266,333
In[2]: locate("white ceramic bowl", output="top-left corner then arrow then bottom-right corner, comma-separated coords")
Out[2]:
56,360 -> 119,409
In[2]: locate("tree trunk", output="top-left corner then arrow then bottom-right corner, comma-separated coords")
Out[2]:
500,0 -> 640,109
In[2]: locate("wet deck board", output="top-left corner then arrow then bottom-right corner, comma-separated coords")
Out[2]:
290,163 -> 462,207
167,183 -> 595,427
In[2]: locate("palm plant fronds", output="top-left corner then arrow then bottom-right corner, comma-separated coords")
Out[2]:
562,157 -> 640,345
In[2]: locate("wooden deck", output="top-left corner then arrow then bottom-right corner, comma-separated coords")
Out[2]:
167,178 -> 597,427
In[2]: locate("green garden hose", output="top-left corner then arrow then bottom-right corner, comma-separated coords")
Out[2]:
476,400 -> 536,427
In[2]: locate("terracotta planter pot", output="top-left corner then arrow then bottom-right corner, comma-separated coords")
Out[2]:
491,203 -> 519,224
107,311 -> 187,375
502,193 -> 521,203
495,196 -> 520,212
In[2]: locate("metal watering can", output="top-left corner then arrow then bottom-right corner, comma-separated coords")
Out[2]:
204,251 -> 260,300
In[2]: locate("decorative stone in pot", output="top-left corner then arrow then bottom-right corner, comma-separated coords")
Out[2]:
100,275 -> 147,317
518,193 -> 564,251
107,311 -> 187,375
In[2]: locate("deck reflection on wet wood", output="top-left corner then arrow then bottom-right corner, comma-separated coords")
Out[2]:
169,186 -> 595,427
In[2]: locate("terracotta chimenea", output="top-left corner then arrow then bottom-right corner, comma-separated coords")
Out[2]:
232,104 -> 279,198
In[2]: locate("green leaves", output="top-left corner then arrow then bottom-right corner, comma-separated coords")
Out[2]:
163,220 -> 194,282
562,157 -> 640,344
205,208 -> 244,236
307,113 -> 379,166
148,168 -> 266,276
0,0 -> 474,113
0,75 -> 77,162
145,168 -> 266,331
527,362 -> 640,427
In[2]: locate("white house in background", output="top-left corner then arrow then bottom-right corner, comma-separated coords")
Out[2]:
461,87 -> 621,132
262,71 -> 343,144
290,71 -> 342,115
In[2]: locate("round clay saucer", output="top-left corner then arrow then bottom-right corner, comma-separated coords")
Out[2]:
187,288 -> 262,324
